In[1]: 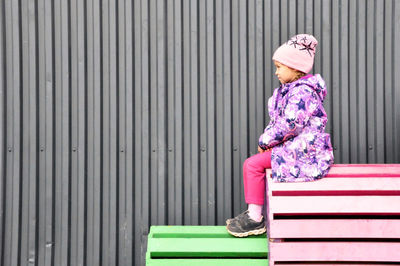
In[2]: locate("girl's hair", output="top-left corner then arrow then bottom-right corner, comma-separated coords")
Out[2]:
291,68 -> 306,83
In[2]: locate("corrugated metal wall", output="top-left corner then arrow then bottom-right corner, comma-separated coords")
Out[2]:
1,0 -> 400,265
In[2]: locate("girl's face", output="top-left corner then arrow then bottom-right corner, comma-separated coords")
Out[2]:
274,61 -> 298,84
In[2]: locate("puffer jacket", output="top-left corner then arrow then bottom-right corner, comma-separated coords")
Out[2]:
259,74 -> 334,182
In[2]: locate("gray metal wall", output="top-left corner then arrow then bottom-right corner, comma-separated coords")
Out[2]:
1,0 -> 400,265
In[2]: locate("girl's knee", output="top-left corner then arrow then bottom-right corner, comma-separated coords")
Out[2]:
243,157 -> 251,169
246,157 -> 266,172
246,156 -> 258,166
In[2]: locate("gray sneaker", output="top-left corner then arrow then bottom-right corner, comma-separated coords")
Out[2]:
225,210 -> 248,225
226,211 -> 266,237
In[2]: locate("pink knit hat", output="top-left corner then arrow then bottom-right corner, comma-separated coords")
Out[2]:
272,34 -> 318,73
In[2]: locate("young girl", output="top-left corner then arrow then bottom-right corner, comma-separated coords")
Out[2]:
226,34 -> 334,237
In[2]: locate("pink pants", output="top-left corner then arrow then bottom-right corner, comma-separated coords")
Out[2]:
243,151 -> 272,205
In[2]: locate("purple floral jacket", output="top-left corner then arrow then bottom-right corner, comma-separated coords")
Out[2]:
259,74 -> 334,182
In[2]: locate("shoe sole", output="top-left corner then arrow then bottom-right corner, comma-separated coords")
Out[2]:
226,227 -> 266,238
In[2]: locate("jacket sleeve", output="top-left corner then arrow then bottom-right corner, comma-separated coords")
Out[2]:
258,85 -> 319,150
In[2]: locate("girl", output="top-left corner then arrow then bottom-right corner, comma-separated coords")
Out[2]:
226,34 -> 334,237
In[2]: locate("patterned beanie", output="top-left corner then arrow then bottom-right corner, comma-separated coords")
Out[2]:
272,34 -> 318,74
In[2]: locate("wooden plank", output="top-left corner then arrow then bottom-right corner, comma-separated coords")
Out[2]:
269,196 -> 400,214
151,226 -> 226,237
269,242 -> 400,262
147,258 -> 269,266
269,219 -> 400,239
148,238 -> 268,258
266,165 -> 400,179
268,177 -> 400,192
272,190 -> 400,196
149,225 -> 263,238
325,164 -> 400,177
269,264 -> 391,266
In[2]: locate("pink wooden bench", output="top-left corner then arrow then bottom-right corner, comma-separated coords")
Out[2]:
266,164 -> 400,265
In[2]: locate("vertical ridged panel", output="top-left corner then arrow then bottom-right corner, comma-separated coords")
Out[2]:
37,0 -> 54,264
0,0 -> 5,260
70,0 -> 86,264
53,0 -> 70,264
86,0 -> 102,264
1,1 -> 400,265
4,0 -> 22,265
395,0 -> 400,163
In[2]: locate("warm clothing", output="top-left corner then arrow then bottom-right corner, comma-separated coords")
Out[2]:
258,74 -> 334,182
272,34 -> 318,74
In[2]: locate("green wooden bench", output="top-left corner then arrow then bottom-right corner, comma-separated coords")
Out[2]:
146,225 -> 268,265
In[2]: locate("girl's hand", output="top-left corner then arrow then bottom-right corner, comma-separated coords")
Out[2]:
258,146 -> 271,153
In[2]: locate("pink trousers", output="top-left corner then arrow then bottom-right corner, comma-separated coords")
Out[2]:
243,151 -> 272,205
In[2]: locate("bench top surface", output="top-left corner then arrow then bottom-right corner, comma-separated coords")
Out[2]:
147,226 -> 268,258
267,164 -> 400,194
267,164 -> 400,178
318,164 -> 399,177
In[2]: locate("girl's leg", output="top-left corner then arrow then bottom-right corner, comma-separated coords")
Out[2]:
226,151 -> 271,237
243,151 -> 272,205
243,151 -> 272,222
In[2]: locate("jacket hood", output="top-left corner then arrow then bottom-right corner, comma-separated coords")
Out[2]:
297,74 -> 327,102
